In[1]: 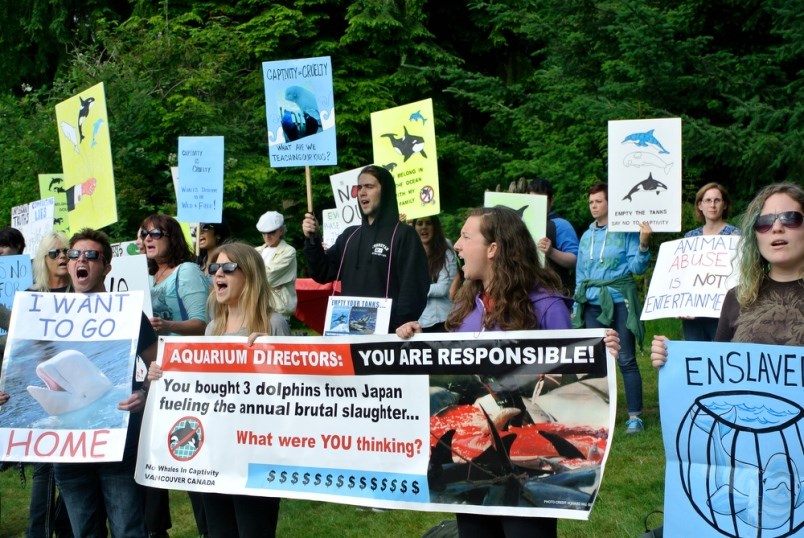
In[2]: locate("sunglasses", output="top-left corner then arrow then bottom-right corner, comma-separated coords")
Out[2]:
200,224 -> 215,232
140,229 -> 169,240
47,248 -> 69,259
208,262 -> 239,274
753,211 -> 804,233
67,249 -> 102,261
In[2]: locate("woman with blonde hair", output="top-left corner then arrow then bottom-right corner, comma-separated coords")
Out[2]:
151,242 -> 287,536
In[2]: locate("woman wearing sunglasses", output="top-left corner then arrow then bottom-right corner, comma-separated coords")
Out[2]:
139,214 -> 210,538
23,233 -> 75,536
196,220 -> 230,273
652,182 -> 804,366
150,242 -> 288,537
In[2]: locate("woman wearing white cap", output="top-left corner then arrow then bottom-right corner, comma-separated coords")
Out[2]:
255,211 -> 298,318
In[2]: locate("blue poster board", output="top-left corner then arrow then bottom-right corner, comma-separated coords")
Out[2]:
177,136 -> 224,223
660,340 -> 804,537
262,56 -> 337,167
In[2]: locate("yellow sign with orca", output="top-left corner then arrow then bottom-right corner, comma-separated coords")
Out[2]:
38,173 -> 70,234
370,99 -> 439,220
54,82 -> 118,233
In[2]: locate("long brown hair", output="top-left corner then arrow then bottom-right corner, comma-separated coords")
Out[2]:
413,216 -> 452,282
446,206 -> 562,331
140,214 -> 195,274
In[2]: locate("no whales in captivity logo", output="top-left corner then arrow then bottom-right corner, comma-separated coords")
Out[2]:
168,416 -> 204,462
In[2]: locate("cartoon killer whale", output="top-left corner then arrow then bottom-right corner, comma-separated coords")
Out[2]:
171,423 -> 201,450
26,349 -> 113,416
622,173 -> 667,202
382,126 -> 427,162
77,96 -> 95,143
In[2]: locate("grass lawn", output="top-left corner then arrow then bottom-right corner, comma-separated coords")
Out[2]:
0,319 -> 677,537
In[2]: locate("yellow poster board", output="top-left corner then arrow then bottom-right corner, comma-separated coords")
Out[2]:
38,173 -> 70,234
54,82 -> 117,233
370,98 -> 439,220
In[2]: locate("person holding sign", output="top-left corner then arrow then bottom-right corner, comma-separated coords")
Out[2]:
140,214 -> 210,538
573,183 -> 652,435
397,206 -> 621,538
255,211 -> 297,319
26,232 -> 75,537
302,164 -> 429,331
680,182 -> 741,341
652,182 -> 804,365
150,242 -> 288,537
51,228 -> 158,537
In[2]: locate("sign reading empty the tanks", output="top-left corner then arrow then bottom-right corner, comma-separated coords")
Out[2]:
136,330 -> 616,521
608,117 -> 682,232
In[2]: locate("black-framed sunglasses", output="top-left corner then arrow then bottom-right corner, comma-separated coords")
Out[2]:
753,211 -> 804,233
208,262 -> 239,274
47,248 -> 69,259
140,229 -> 169,240
66,249 -> 102,261
200,224 -> 215,232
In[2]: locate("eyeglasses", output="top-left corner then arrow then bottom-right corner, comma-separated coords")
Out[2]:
140,229 -> 169,240
200,224 -> 215,232
701,198 -> 723,205
208,262 -> 239,274
753,211 -> 804,233
47,248 -> 69,259
67,249 -> 102,261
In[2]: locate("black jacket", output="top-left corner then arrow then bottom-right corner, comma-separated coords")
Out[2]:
304,166 -> 430,330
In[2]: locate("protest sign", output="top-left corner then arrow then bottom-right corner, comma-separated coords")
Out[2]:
329,166 -> 364,227
55,82 -> 118,233
659,341 -> 804,537
322,208 -> 348,250
0,255 -> 33,336
0,291 -> 144,462
608,118 -> 682,232
38,174 -> 70,234
483,192 -> 548,264
641,235 -> 740,320
136,329 -> 615,520
11,199 -> 55,256
371,99 -> 439,220
104,254 -> 153,318
177,136 -> 224,223
324,296 -> 392,335
111,241 -> 142,257
263,56 -> 337,167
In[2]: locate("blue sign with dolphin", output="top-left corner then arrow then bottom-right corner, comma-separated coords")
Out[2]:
660,341 -> 804,537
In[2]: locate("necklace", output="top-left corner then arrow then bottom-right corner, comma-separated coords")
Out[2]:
154,265 -> 173,284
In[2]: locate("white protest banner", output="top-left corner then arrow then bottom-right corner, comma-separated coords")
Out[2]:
659,341 -> 804,536
177,136 -> 224,223
322,208 -> 349,250
12,198 -> 55,256
0,291 -> 144,462
104,254 -> 153,318
136,330 -> 615,520
608,118 -> 682,232
329,166 -> 364,227
641,235 -> 740,320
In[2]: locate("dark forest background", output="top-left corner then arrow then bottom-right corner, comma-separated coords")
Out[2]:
1,0 -> 800,246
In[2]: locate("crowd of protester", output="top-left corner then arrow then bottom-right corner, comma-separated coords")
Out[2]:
0,173 -> 801,538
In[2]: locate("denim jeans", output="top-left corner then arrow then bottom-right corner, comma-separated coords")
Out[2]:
54,416 -> 146,538
27,462 -> 73,538
584,302 -> 643,416
682,317 -> 719,342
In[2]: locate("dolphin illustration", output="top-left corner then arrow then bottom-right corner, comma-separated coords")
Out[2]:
382,126 -> 427,161
90,118 -> 104,148
695,408 -> 804,530
622,173 -> 668,202
622,151 -> 673,175
621,129 -> 670,154
77,96 -> 95,143
383,162 -> 397,172
410,110 -> 427,125
48,177 -> 64,191
26,350 -> 113,416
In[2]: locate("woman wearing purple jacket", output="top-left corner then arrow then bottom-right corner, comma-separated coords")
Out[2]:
397,206 -> 619,537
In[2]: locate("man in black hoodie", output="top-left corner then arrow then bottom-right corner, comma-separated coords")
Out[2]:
302,164 -> 430,331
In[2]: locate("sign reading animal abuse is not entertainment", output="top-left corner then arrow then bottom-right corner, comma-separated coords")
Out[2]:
136,330 -> 615,520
